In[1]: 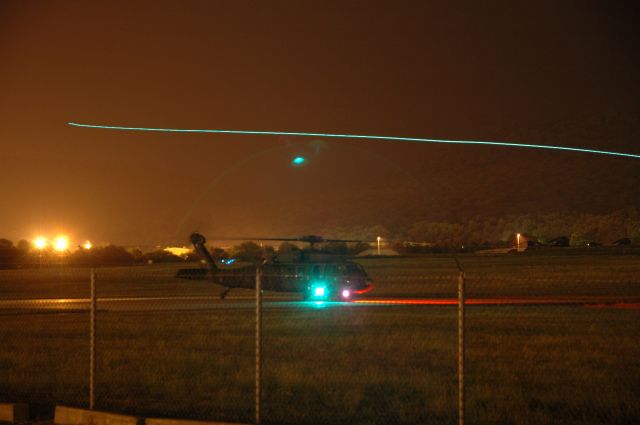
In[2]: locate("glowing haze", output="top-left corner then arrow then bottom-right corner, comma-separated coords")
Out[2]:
1,2 -> 639,245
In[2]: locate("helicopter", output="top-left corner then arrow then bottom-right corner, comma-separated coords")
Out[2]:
176,233 -> 374,301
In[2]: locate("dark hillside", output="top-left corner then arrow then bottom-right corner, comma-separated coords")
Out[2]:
186,115 -> 640,238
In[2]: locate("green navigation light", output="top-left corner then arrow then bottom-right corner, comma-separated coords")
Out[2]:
291,156 -> 306,166
309,281 -> 329,300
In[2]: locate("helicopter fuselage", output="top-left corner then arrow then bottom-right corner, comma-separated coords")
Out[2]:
177,233 -> 373,300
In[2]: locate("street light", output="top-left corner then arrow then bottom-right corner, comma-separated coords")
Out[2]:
83,241 -> 92,250
34,237 -> 47,250
516,233 -> 521,251
377,236 -> 382,256
53,235 -> 70,252
34,236 -> 48,268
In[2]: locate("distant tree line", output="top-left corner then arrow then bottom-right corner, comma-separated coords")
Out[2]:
0,241 -> 194,269
1,207 -> 638,268
0,238 -> 372,269
323,207 -> 640,250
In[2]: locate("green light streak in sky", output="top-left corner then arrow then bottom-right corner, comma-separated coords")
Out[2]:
67,122 -> 640,159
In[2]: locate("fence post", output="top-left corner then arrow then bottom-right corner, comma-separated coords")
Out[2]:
454,257 -> 465,425
89,268 -> 96,410
255,267 -> 263,425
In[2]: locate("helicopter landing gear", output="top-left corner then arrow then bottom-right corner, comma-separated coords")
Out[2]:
219,287 -> 231,299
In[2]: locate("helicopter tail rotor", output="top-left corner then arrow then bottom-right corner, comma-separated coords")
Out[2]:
190,232 -> 207,246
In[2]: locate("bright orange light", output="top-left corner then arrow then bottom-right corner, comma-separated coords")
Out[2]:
34,237 -> 48,250
53,235 -> 70,252
83,241 -> 92,250
164,246 -> 191,257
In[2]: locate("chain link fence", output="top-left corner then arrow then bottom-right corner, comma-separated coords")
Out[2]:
1,255 -> 639,424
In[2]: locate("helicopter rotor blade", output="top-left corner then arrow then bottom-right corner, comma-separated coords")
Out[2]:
206,237 -> 302,242
203,236 -> 373,244
323,238 -> 372,243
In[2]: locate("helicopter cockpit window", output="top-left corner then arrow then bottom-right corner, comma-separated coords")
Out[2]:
345,263 -> 357,274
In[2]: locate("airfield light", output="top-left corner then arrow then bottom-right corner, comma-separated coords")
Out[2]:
314,286 -> 326,297
34,237 -> 47,250
342,289 -> 351,299
53,235 -> 70,252
83,241 -> 92,250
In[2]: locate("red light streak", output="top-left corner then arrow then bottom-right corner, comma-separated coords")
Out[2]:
353,283 -> 374,295
353,297 -> 640,308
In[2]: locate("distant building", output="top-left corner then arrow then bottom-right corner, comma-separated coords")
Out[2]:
402,241 -> 435,248
612,237 -> 631,246
513,233 -> 538,252
164,246 -> 193,257
547,236 -> 570,247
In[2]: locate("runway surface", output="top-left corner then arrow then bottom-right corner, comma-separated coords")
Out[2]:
0,295 -> 638,313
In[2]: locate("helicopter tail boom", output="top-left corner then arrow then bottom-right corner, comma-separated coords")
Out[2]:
190,232 -> 219,273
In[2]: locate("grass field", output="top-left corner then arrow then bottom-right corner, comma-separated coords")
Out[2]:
0,250 -> 639,424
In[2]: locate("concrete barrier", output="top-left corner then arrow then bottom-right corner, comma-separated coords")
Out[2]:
0,403 -> 29,422
54,406 -> 141,425
146,419 -> 250,425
